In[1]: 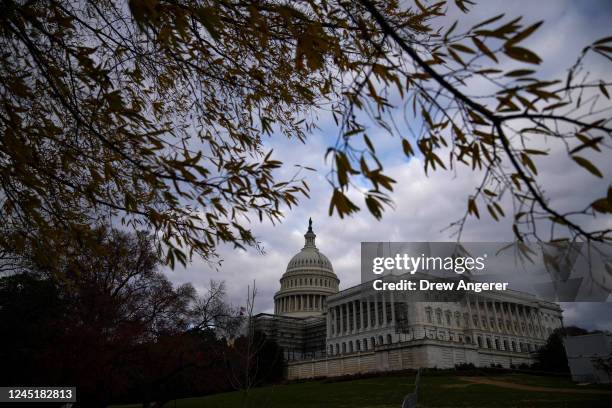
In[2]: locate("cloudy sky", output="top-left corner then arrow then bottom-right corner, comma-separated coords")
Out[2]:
166,0 -> 612,331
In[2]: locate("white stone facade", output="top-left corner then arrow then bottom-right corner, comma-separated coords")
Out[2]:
324,280 -> 562,362
257,222 -> 564,379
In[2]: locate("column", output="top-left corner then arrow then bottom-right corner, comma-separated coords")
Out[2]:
331,307 -> 337,336
339,304 -> 345,335
382,291 -> 387,326
353,300 -> 358,333
374,295 -> 379,328
502,302 -> 510,333
366,298 -> 371,329
475,296 -> 483,329
483,298 -> 492,331
360,300 -> 365,331
390,291 -> 396,326
466,293 -> 474,328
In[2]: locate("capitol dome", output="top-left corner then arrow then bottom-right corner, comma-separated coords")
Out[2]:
274,219 -> 339,318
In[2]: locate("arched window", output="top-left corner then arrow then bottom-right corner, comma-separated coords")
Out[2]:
329,345 -> 333,355
378,335 -> 384,346
387,334 -> 392,344
436,309 -> 442,324
363,338 -> 368,351
445,311 -> 451,326
348,341 -> 353,353
425,307 -> 432,323
503,340 -> 509,350
356,340 -> 361,351
495,339 -> 500,350
342,342 -> 346,353
477,336 -> 483,348
511,341 -> 516,351
486,338 -> 492,349
371,337 -> 376,348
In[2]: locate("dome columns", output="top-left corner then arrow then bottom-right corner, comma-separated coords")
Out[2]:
274,293 -> 328,314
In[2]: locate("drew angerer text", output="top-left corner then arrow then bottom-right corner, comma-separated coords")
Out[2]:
372,279 -> 508,293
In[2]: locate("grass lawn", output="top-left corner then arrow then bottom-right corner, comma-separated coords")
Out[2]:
111,372 -> 612,408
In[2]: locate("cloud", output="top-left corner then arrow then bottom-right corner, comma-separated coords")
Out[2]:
166,0 -> 612,331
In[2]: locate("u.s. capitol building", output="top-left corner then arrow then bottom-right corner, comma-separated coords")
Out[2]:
253,221 -> 563,380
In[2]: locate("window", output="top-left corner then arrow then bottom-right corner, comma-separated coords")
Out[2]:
426,308 -> 432,323
495,339 -> 500,350
486,338 -> 492,349
436,309 -> 442,325
387,334 -> 392,344
477,336 -> 483,347
445,311 -> 451,326
356,340 -> 361,352
363,339 -> 368,351
378,335 -> 384,346
473,315 -> 479,327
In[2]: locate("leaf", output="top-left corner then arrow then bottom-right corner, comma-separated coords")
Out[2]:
520,152 -> 537,175
487,204 -> 499,221
471,14 -> 505,30
471,37 -> 498,62
506,21 -> 543,46
365,195 -> 383,219
402,138 -> 414,157
570,136 -> 603,154
450,43 -> 476,54
523,149 -> 548,156
445,20 -> 458,41
573,156 -> 603,178
594,35 -> 612,45
599,81 -> 610,99
483,189 -> 497,197
505,69 -> 535,77
364,134 -> 375,153
504,46 -> 542,64
468,198 -> 480,219
543,101 -> 570,111
591,198 -> 611,214
328,189 -> 360,218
